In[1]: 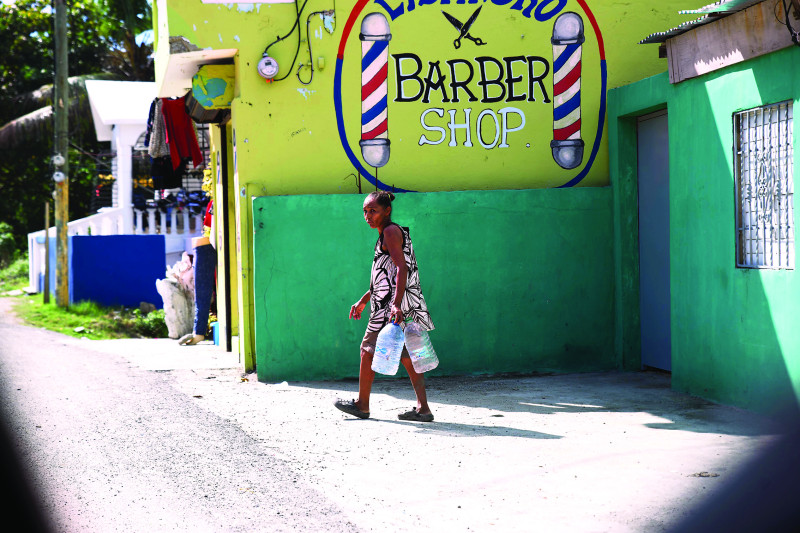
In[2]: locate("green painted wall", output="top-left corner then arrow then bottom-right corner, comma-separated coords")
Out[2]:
609,46 -> 800,416
253,188 -> 615,381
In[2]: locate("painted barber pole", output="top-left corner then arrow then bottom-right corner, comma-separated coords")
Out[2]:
551,12 -> 585,170
359,13 -> 391,168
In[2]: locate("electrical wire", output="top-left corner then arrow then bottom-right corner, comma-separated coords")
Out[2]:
297,7 -> 337,85
775,0 -> 800,47
263,0 -> 310,82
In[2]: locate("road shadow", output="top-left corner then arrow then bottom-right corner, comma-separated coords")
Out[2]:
339,416 -> 562,439
279,370 -> 783,438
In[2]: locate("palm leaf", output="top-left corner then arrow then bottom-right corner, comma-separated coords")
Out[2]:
0,74 -> 117,149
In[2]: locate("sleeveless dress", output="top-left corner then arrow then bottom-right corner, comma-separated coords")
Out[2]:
367,224 -> 435,333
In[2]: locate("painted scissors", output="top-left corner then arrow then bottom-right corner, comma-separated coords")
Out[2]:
442,7 -> 487,49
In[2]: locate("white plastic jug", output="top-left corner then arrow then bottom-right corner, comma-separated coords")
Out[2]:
372,322 -> 404,375
404,320 -> 439,373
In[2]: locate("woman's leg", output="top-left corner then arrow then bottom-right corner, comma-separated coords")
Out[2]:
400,355 -> 431,415
356,348 -> 375,412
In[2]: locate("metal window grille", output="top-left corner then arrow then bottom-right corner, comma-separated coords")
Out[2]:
734,101 -> 795,269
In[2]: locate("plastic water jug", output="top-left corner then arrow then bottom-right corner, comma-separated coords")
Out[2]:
372,322 -> 404,375
404,320 -> 439,373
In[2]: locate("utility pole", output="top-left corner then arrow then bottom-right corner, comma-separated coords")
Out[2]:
43,202 -> 50,304
53,0 -> 69,307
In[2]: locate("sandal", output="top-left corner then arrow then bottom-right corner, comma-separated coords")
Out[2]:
178,334 -> 204,346
398,407 -> 434,422
334,398 -> 370,419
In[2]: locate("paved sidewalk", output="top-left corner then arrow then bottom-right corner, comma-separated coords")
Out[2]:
88,336 -> 788,532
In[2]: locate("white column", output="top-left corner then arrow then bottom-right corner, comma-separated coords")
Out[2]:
112,125 -> 143,234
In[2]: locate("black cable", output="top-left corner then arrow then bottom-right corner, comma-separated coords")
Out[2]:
778,0 -> 800,47
297,8 -> 337,85
263,0 -> 310,82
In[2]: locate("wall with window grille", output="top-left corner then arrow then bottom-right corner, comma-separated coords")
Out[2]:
609,45 -> 800,417
735,101 -> 794,269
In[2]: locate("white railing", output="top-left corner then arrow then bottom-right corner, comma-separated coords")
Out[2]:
27,207 -> 203,293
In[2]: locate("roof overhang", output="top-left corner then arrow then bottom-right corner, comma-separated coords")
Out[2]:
85,80 -> 156,141
639,0 -> 766,44
155,47 -> 237,98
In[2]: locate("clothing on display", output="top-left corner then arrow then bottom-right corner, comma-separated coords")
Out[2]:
144,96 -> 205,199
146,99 -> 170,159
161,96 -> 204,170
150,156 -> 186,190
192,242 -> 216,337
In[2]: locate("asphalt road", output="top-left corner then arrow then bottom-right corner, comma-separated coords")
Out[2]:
2,296 -> 797,533
0,300 -> 359,533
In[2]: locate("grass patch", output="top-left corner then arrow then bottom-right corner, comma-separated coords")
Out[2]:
0,253 -> 29,293
13,293 -> 169,340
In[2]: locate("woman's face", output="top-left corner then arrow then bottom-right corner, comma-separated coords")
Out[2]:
363,198 -> 391,229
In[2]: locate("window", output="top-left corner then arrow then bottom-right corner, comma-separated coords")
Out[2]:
734,101 -> 794,269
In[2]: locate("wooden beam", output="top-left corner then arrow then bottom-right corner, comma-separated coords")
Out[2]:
667,1 -> 796,84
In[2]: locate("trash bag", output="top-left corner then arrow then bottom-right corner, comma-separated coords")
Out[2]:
155,277 -> 194,339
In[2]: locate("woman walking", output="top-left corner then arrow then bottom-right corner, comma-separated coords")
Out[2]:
334,191 -> 435,422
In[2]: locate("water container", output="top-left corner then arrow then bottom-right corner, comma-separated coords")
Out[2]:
371,322 -> 404,375
404,321 -> 439,373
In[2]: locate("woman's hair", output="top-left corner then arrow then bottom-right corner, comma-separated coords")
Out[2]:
366,190 -> 395,208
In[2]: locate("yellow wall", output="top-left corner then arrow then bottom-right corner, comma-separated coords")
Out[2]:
158,0 -> 692,193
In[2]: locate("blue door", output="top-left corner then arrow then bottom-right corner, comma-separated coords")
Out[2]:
637,111 -> 671,371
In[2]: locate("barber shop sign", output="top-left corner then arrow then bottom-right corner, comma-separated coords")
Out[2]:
334,0 -> 606,190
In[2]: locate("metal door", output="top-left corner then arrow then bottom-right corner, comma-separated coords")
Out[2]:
637,111 -> 671,371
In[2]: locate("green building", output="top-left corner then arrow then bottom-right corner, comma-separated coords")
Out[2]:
610,0 -> 800,416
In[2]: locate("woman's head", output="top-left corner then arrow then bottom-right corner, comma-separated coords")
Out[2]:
363,190 -> 395,230
365,190 -> 395,209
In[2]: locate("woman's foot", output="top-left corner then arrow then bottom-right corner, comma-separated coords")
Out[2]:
178,334 -> 205,346
334,398 -> 370,419
397,407 -> 434,422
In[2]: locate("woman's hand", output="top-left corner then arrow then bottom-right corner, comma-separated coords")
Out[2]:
390,304 -> 404,324
350,299 -> 367,320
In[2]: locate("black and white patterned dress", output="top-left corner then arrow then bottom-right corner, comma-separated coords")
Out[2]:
368,224 -> 434,333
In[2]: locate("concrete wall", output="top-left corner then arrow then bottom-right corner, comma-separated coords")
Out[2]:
252,188 -> 615,382
609,46 -> 800,416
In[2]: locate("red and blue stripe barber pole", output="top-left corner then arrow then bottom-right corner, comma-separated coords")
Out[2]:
551,12 -> 585,170
359,13 -> 391,168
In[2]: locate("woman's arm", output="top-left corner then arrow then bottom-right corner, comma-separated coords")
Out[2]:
383,225 -> 408,323
350,290 -> 371,319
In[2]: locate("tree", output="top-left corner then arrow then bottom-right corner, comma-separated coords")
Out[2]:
0,0 -> 153,248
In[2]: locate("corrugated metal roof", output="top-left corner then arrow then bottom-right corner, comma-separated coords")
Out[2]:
678,0 -> 764,14
639,0 -> 765,44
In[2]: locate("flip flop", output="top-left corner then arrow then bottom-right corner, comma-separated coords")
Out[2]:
334,398 -> 370,419
398,407 -> 434,422
178,334 -> 204,346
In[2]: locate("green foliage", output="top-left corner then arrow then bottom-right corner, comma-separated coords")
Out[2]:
0,0 -> 154,249
0,252 -> 28,292
0,0 -> 111,116
131,308 -> 169,338
14,294 -> 169,340
0,222 -> 16,268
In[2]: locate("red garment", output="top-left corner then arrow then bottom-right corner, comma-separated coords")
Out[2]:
160,97 -> 203,170
204,200 -> 213,228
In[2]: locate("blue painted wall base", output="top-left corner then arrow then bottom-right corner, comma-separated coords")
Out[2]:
43,235 -> 166,308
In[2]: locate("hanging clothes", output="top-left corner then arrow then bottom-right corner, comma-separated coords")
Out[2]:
161,96 -> 203,170
151,156 -> 185,190
147,99 -> 170,159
